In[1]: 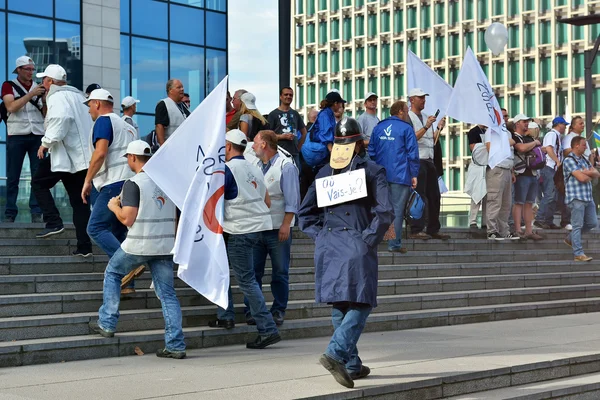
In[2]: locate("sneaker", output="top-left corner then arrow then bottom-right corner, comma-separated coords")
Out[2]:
319,354 -> 354,388
469,223 -> 478,231
88,321 -> 114,338
120,288 -> 136,296
245,314 -> 256,325
36,226 -> 65,238
272,310 -> 284,326
408,231 -> 431,240
3,215 -> 15,223
575,255 -> 593,262
156,348 -> 186,359
564,224 -> 573,231
31,214 -> 43,223
505,233 -> 520,240
564,238 -> 572,248
430,232 -> 451,240
533,221 -> 550,229
488,232 -> 504,241
72,249 -> 92,257
246,333 -> 281,349
349,365 -> 371,380
526,233 -> 544,241
388,247 -> 408,253
208,319 -> 235,329
121,265 -> 146,288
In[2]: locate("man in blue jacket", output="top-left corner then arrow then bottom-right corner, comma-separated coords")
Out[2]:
368,100 -> 420,253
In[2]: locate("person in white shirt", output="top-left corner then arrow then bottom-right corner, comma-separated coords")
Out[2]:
121,96 -> 140,136
356,92 -> 379,146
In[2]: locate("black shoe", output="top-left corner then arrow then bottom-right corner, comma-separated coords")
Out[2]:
36,226 -> 65,238
548,223 -> 561,230
3,215 -> 15,223
319,354 -> 354,388
533,221 -> 550,229
245,314 -> 256,325
88,321 -> 114,338
272,310 -> 284,326
246,333 -> 281,349
72,249 -> 92,257
208,319 -> 235,329
31,214 -> 43,223
156,348 -> 186,359
349,365 -> 371,380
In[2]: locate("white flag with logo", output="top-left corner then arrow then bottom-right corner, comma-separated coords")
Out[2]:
144,77 -> 229,309
407,50 -> 453,118
446,47 -> 511,169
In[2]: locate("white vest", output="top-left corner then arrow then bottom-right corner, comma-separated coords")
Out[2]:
121,172 -> 176,256
409,110 -> 434,160
223,158 -> 273,234
90,113 -> 138,191
162,97 -> 186,140
6,79 -> 45,136
259,155 -> 296,229
122,115 -> 139,136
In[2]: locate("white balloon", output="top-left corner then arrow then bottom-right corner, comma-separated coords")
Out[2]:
484,23 -> 508,56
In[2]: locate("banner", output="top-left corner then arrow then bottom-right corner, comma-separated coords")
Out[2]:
406,50 -> 453,118
446,47 -> 511,169
144,77 -> 230,309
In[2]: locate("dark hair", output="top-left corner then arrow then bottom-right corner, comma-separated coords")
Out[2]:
183,93 -> 190,98
501,108 -> 508,113
570,116 -> 583,129
390,100 -> 408,117
280,86 -> 293,95
229,142 -> 246,153
571,135 -> 586,148
136,155 -> 151,163
257,130 -> 278,150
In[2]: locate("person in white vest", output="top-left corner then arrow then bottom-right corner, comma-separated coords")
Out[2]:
2,56 -> 46,223
81,88 -> 139,285
407,88 -> 450,240
154,79 -> 189,146
208,129 -> 281,349
89,140 -> 185,359
243,130 -> 300,326
121,96 -> 140,136
31,64 -> 93,256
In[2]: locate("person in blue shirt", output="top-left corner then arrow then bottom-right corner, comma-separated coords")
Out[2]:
368,100 -> 420,253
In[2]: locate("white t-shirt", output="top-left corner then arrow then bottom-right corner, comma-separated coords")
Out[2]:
543,129 -> 562,169
562,132 -> 592,158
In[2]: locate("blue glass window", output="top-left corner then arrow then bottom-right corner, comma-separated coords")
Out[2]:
8,0 -> 52,17
131,38 -> 168,114
170,43 -> 204,107
121,0 -> 130,33
170,4 -> 204,45
0,142 -> 5,177
8,14 -> 53,76
205,0 -> 226,11
55,22 -> 82,89
56,0 -> 80,22
206,11 -> 226,49
132,0 -> 167,39
206,49 -> 226,95
171,0 -> 204,7
135,115 -> 155,138
0,13 -> 6,86
120,35 -> 130,99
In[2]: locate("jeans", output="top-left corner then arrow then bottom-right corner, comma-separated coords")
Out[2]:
567,199 -> 597,256
5,134 -> 42,218
87,181 -> 128,257
98,248 -> 185,352
388,183 -> 411,251
244,229 -> 292,316
216,233 -> 278,335
325,302 -> 372,375
411,159 -> 441,234
31,156 -> 92,251
538,166 -> 557,225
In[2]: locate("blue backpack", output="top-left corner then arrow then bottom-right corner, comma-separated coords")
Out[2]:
301,117 -> 329,167
404,190 -> 425,221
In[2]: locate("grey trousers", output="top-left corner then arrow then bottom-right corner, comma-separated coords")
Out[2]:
469,196 -> 487,227
486,167 -> 512,236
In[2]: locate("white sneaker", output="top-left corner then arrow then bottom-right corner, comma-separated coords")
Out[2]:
505,233 -> 520,240
565,224 -> 573,231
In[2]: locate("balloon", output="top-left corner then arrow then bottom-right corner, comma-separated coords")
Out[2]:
484,22 -> 508,56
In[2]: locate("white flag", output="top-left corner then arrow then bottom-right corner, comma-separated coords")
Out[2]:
407,50 -> 453,118
564,97 -> 572,125
446,47 -> 511,169
144,77 -> 230,309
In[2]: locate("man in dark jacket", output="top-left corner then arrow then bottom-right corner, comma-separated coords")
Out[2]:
368,100 -> 419,253
298,118 -> 394,388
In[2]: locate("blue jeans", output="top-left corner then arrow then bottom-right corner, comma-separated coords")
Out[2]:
5,134 -> 42,218
244,229 -> 292,316
87,181 -> 128,257
98,248 -> 185,351
538,166 -> 557,224
216,233 -> 278,335
567,199 -> 597,256
388,183 -> 411,251
325,303 -> 372,374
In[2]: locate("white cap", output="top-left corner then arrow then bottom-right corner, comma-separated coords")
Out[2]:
528,121 -> 539,129
328,88 -> 340,94
240,92 -> 257,110
13,56 -> 34,74
36,64 -> 67,81
84,88 -> 114,105
546,121 -> 553,130
513,113 -> 531,123
226,129 -> 248,147
121,96 -> 140,108
408,88 -> 429,97
365,92 -> 378,101
123,140 -> 152,158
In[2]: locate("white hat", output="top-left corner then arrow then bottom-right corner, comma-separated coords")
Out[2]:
84,88 -> 114,105
13,56 -> 34,74
240,92 -> 257,110
546,121 -> 553,130
121,96 -> 140,108
123,140 -> 152,158
36,64 -> 67,81
226,129 -> 248,147
408,88 -> 429,97
513,113 -> 531,123
528,121 -> 539,129
365,92 -> 378,101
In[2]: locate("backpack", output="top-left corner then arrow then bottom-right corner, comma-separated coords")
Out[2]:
0,81 -> 43,124
301,118 -> 329,167
404,189 -> 425,221
246,116 -> 269,142
144,130 -> 160,153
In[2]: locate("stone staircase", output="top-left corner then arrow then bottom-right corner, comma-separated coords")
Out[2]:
1,223 -> 600,368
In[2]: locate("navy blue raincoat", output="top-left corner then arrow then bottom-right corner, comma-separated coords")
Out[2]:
298,157 -> 394,307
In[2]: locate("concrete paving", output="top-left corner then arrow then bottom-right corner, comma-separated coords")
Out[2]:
3,313 -> 600,399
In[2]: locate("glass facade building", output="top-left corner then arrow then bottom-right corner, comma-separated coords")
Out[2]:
0,0 -> 227,221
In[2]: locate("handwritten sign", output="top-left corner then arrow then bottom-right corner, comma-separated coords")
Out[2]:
316,168 -> 368,208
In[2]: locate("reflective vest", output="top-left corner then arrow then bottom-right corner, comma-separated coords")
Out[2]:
259,155 -> 296,229
121,172 -> 176,256
90,113 -> 138,191
162,97 -> 186,140
122,115 -> 139,136
223,158 -> 273,234
6,79 -> 44,136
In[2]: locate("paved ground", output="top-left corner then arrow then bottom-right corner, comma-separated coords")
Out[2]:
3,313 -> 600,400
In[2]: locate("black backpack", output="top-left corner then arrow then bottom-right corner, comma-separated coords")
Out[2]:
0,81 -> 43,124
247,116 -> 269,141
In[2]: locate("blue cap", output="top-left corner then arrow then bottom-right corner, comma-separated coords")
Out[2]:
552,116 -> 569,126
